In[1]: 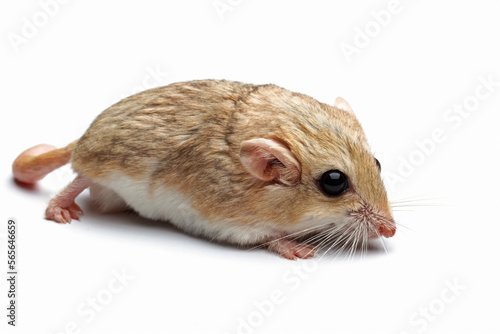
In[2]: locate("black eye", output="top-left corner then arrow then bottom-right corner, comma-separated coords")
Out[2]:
319,170 -> 349,196
375,158 -> 381,171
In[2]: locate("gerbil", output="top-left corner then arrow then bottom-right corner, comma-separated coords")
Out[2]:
12,80 -> 395,259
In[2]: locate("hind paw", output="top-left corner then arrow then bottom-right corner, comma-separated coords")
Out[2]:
44,174 -> 91,224
46,202 -> 83,224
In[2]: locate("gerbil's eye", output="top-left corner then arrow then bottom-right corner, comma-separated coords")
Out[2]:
375,158 -> 381,171
319,170 -> 349,196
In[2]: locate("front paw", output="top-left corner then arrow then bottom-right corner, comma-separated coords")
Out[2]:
268,238 -> 318,260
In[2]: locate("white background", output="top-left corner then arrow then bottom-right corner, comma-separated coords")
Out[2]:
1,1 -> 499,333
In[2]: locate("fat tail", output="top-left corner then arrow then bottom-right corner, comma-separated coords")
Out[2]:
12,141 -> 78,184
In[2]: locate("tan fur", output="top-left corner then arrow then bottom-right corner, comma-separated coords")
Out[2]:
70,80 -> 394,235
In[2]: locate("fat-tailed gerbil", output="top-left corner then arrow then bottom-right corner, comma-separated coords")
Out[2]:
12,79 -> 395,259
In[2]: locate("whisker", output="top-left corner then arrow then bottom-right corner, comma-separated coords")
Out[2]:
248,199 -> 401,259
391,203 -> 451,208
347,226 -> 361,261
247,221 -> 335,250
300,229 -> 335,248
337,233 -> 357,262
390,193 -> 450,203
334,225 -> 359,257
394,221 -> 414,232
372,212 -> 395,225
294,231 -> 332,253
318,225 -> 353,261
310,226 -> 343,252
353,224 -> 365,259
378,234 -> 388,255
362,227 -> 369,258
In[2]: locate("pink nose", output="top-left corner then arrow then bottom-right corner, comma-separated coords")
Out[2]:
379,224 -> 396,238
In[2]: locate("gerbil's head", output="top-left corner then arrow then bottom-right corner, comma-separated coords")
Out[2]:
239,93 -> 395,250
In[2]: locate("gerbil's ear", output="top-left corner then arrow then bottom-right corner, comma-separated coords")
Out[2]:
334,97 -> 355,115
240,138 -> 301,186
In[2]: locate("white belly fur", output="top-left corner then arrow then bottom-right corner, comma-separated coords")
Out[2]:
93,174 -> 285,245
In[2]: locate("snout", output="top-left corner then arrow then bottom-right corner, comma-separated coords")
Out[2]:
351,204 -> 396,239
378,224 -> 396,238
368,223 -> 396,239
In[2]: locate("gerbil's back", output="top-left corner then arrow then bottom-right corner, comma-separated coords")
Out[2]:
71,80 -> 256,181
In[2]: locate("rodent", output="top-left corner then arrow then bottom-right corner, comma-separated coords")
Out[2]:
12,79 -> 395,260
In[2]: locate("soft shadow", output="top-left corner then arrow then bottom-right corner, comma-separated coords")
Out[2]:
76,195 -> 238,253
12,177 -> 38,191
9,176 -> 56,199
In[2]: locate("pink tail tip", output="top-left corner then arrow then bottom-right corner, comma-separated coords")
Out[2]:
12,144 -> 57,184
